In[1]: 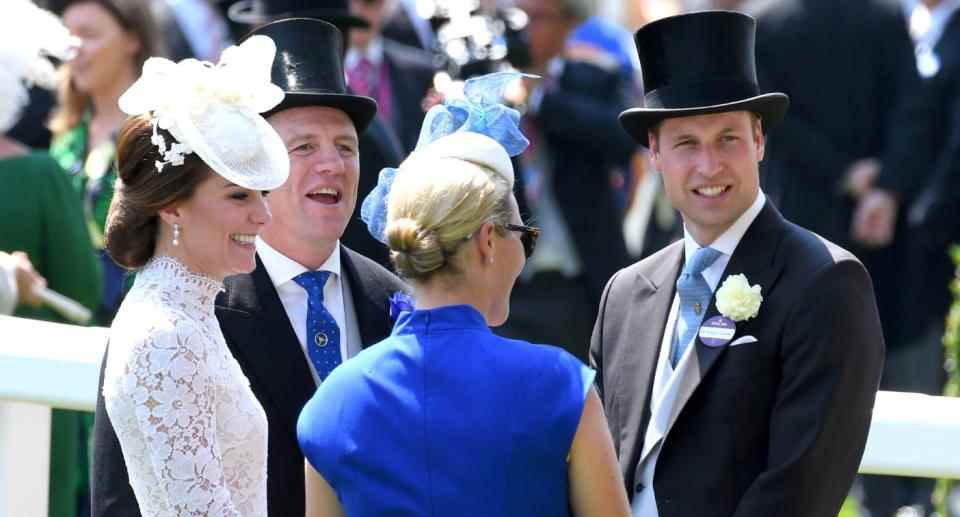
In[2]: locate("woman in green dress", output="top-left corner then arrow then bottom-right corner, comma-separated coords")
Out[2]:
0,2 -> 104,516
49,0 -> 161,324
0,144 -> 101,320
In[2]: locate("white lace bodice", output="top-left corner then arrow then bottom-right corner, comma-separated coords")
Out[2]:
103,256 -> 268,517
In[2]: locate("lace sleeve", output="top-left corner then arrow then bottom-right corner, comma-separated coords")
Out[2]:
124,325 -> 241,516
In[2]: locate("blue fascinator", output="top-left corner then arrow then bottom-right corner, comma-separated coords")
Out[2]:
360,71 -> 533,244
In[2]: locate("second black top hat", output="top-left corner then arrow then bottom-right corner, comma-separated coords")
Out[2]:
619,11 -> 789,147
247,18 -> 378,132
228,0 -> 369,29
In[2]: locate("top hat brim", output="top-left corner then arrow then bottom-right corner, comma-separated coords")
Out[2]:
265,92 -> 378,134
228,0 -> 370,28
619,92 -> 789,148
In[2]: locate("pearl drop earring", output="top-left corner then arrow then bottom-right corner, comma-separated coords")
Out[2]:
172,223 -> 181,246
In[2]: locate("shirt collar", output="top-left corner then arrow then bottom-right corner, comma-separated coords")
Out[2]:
345,37 -> 384,71
255,237 -> 341,288
683,190 -> 766,264
911,0 -> 960,47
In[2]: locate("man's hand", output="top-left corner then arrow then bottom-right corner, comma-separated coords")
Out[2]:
852,189 -> 898,247
11,251 -> 45,307
844,158 -> 881,199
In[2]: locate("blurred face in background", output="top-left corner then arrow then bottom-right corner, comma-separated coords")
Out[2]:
349,0 -> 388,49
63,2 -> 140,97
518,0 -> 578,69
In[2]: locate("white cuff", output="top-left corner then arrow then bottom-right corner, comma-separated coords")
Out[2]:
0,253 -> 18,315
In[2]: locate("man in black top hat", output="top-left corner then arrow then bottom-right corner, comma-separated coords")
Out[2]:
91,19 -> 408,517
589,11 -> 884,516
225,0 -> 407,269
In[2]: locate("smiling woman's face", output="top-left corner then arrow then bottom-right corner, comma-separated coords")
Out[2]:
168,174 -> 272,279
63,2 -> 140,97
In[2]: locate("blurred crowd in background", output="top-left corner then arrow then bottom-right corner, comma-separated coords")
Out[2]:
1,0 -> 958,516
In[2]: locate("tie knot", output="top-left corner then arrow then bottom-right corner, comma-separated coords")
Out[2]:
684,247 -> 721,277
294,270 -> 331,301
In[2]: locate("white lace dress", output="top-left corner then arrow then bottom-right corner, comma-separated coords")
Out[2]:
103,256 -> 268,517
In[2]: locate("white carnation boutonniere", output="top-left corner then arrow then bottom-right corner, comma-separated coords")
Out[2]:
715,274 -> 763,322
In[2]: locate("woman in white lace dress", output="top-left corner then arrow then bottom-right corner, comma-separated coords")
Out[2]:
100,36 -> 289,516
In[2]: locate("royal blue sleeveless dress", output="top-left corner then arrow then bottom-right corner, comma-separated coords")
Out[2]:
297,304 -> 595,516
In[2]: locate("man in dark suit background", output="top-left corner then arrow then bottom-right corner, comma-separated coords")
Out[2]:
91,18 -> 407,517
854,1 -> 960,514
496,0 -> 637,362
749,0 -> 922,246
590,11 -> 884,516
749,0 -> 924,379
346,0 -> 436,156
744,1 -> 945,513
907,0 -> 960,344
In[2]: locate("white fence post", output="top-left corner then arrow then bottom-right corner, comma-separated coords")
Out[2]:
0,402 -> 50,517
859,391 -> 960,478
0,315 -> 107,517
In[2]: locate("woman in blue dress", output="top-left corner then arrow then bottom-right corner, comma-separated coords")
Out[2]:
296,91 -> 630,515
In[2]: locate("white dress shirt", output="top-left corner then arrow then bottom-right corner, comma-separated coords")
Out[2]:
255,238 -> 361,385
164,0 -> 232,61
904,0 -> 960,77
345,37 -> 385,75
632,190 -> 766,516
673,190 -> 767,345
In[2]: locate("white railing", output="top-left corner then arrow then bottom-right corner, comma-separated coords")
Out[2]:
0,315 -> 108,517
1,315 -> 960,516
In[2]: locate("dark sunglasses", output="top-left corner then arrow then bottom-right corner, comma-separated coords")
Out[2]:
503,223 -> 541,259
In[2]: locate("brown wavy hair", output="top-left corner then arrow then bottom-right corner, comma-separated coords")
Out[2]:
48,0 -> 162,137
103,115 -> 211,269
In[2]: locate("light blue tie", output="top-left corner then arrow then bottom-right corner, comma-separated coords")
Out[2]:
672,247 -> 722,366
293,271 -> 342,382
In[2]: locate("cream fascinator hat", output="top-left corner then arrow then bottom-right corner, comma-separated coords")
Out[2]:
0,0 -> 77,133
118,35 -> 289,191
400,132 -> 515,188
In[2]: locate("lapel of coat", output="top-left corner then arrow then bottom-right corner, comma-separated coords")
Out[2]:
620,241 -> 684,471
660,201 -> 788,437
215,255 -> 316,436
340,246 -> 401,347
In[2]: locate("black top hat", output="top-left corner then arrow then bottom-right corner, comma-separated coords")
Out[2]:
619,11 -> 789,147
228,0 -> 369,29
246,18 -> 378,132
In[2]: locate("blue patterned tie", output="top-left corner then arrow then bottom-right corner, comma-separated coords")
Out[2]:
293,271 -> 342,382
672,247 -> 722,366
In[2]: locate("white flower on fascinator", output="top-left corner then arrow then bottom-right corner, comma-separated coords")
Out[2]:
118,35 -> 289,190
0,0 -> 79,133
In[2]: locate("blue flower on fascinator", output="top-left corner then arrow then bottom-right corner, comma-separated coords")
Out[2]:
361,71 -> 534,243
360,165 -> 399,246
389,291 -> 415,321
415,71 -> 533,155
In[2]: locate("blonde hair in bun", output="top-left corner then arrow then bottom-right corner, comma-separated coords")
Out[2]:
385,155 -> 513,280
